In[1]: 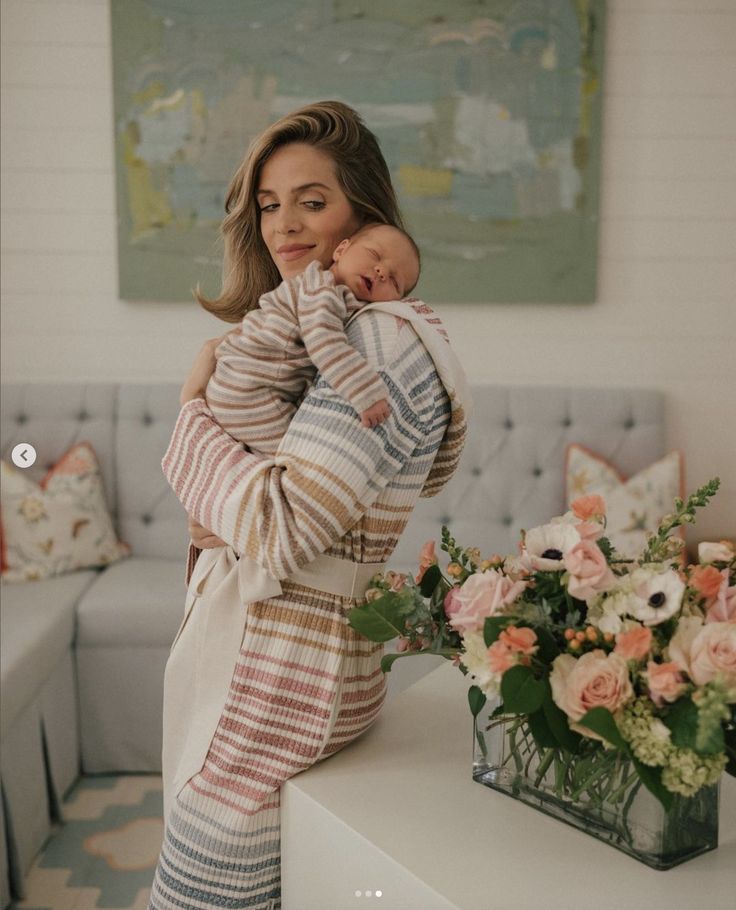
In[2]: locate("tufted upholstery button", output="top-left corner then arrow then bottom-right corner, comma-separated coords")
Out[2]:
77,410 -> 89,421
141,514 -> 152,525
46,463 -> 54,471
16,413 -> 28,425
624,417 -> 635,429
440,515 -> 451,525
504,418 -> 514,430
533,466 -> 543,477
142,413 -> 154,426
472,467 -> 482,476
562,417 -> 572,427
502,515 -> 513,527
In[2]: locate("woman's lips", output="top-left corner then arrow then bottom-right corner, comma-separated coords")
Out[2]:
277,244 -> 316,262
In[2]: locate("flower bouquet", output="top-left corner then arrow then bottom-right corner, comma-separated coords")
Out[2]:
347,479 -> 735,868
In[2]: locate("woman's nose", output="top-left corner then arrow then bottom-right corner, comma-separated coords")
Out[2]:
275,205 -> 301,234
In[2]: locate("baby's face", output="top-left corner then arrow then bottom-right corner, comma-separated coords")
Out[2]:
330,225 -> 419,303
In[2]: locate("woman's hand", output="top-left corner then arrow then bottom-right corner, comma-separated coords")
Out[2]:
188,516 -> 227,549
180,336 -> 226,406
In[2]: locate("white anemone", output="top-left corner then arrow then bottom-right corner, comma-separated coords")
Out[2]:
524,522 -> 581,572
626,567 -> 686,626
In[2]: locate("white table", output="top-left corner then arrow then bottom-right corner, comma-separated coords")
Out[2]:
282,660 -> 736,910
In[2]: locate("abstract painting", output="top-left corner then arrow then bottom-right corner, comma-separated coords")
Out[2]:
111,0 -> 606,303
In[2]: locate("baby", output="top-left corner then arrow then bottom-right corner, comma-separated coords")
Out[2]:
206,223 -> 420,454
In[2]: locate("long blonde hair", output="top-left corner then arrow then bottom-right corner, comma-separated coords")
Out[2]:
195,101 -> 404,322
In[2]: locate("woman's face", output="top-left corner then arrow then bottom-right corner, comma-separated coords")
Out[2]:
257,143 -> 361,279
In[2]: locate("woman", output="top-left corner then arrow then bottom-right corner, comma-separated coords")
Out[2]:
150,101 -> 469,910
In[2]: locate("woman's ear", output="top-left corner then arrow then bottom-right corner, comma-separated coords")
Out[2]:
332,238 -> 351,261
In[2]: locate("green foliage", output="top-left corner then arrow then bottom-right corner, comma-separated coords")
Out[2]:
642,477 -> 720,563
577,707 -> 629,752
468,685 -> 487,718
347,590 -> 414,643
500,665 -> 546,714
419,563 -> 442,597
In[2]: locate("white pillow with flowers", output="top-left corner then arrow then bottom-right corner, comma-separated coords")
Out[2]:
565,444 -> 684,560
0,441 -> 130,582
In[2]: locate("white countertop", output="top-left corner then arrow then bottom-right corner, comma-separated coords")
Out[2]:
282,660 -> 736,910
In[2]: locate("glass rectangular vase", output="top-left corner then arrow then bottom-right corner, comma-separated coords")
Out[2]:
473,704 -> 719,870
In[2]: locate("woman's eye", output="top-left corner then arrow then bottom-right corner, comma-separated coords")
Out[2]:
303,200 -> 326,211
259,203 -> 278,213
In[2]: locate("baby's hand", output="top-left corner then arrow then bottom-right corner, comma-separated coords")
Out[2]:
361,398 -> 391,428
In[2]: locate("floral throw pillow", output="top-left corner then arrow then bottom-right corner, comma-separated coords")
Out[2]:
565,444 -> 684,560
0,441 -> 130,582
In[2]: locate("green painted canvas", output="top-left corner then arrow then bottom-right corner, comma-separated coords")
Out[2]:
111,0 -> 606,303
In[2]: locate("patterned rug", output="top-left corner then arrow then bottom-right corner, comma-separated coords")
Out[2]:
11,775 -> 163,910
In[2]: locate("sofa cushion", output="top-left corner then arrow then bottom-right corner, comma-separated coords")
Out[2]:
75,557 -> 186,648
0,570 -> 98,735
1,442 -> 130,583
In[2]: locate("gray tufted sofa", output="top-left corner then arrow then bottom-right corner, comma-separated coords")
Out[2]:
0,381 -> 664,905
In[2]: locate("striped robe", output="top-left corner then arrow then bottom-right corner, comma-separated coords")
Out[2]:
206,260 -> 389,454
150,303 -> 468,909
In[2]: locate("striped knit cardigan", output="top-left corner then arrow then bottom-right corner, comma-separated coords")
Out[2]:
163,302 -> 468,581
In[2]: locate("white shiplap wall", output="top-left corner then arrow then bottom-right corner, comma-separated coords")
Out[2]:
1,0 -> 735,540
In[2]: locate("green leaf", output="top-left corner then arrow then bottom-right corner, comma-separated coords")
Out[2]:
468,685 -> 487,718
500,665 -> 546,715
419,564 -> 442,597
542,695 -> 582,752
530,625 -> 560,663
632,759 -> 674,812
483,616 -> 508,648
346,591 -> 414,643
663,697 -> 698,750
577,707 -> 629,751
528,709 -> 557,749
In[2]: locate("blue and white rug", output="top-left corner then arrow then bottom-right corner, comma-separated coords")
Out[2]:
12,775 -> 163,910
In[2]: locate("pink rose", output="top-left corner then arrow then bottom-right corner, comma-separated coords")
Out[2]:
499,626 -> 538,658
416,541 -> 437,584
487,640 -> 515,674
550,651 -> 634,740
571,494 -> 606,522
563,540 -> 616,604
705,569 -> 736,623
689,623 -> 736,687
448,570 -> 527,634
614,625 -> 653,662
443,586 -> 462,620
645,661 -> 687,706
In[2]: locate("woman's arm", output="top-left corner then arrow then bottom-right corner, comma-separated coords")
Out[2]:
162,345 -> 436,579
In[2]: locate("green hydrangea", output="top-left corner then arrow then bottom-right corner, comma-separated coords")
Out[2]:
661,749 -> 727,797
618,699 -> 673,767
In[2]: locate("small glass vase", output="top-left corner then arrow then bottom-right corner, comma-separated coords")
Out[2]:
472,702 -> 719,870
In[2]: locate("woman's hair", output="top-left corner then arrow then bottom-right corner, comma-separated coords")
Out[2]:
195,101 -> 404,322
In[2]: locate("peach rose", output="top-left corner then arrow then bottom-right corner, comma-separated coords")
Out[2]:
690,564 -> 724,605
689,623 -> 736,687
550,651 -> 634,740
563,540 -> 616,604
416,541 -> 437,584
571,494 -> 606,522
645,661 -> 687,706
614,625 -> 653,662
705,569 -> 736,624
499,625 -> 538,657
575,520 -> 606,542
448,570 -> 527,634
487,640 -> 516,674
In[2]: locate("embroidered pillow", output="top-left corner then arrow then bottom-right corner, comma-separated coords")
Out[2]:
565,445 -> 684,560
0,441 -> 130,582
